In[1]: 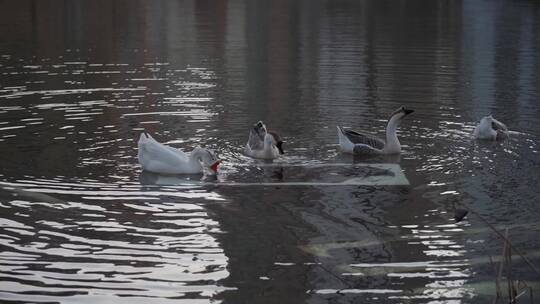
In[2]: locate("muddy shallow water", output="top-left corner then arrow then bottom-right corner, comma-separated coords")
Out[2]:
0,1 -> 539,303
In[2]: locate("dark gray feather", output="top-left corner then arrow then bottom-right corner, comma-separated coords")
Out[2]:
340,127 -> 385,150
353,144 -> 382,154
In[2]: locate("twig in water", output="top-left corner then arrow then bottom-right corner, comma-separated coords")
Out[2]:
456,203 -> 540,277
494,229 -> 508,303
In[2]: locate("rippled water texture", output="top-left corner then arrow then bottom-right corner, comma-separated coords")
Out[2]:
1,1 -> 540,303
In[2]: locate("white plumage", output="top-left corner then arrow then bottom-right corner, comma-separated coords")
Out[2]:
138,133 -> 220,174
473,115 -> 508,141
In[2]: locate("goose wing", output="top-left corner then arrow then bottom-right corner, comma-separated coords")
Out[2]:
339,127 -> 385,149
491,118 -> 508,131
138,133 -> 188,167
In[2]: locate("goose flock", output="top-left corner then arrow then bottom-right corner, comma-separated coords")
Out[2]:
137,106 -> 509,175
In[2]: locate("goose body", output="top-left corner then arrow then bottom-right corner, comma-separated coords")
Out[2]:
138,133 -> 220,174
473,115 -> 508,140
244,121 -> 284,159
337,107 -> 414,155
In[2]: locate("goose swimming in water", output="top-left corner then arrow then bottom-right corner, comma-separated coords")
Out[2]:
337,106 -> 414,155
473,115 -> 508,141
244,121 -> 284,159
138,132 -> 220,175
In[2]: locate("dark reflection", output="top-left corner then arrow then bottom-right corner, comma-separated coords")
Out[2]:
139,170 -> 204,186
333,149 -> 403,165
353,153 -> 402,164
0,0 -> 540,303
269,167 -> 284,181
209,186 -> 312,303
454,208 -> 469,223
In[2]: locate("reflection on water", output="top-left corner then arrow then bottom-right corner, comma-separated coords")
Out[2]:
1,0 -> 540,303
0,178 -> 231,303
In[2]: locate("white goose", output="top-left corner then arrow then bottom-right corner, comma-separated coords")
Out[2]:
337,106 -> 414,155
244,121 -> 284,159
473,115 -> 508,140
138,132 -> 220,174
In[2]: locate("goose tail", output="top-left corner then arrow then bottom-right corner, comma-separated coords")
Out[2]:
337,126 -> 353,153
138,131 -> 154,151
337,126 -> 348,143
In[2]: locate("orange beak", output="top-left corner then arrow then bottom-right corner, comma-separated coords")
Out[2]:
210,160 -> 221,173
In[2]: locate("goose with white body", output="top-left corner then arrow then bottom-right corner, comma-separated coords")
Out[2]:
138,132 -> 220,175
473,115 -> 508,141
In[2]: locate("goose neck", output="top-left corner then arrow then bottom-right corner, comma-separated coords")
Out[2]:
384,116 -> 401,153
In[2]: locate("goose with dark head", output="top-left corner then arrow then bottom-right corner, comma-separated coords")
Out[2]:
337,106 -> 414,155
245,121 -> 284,159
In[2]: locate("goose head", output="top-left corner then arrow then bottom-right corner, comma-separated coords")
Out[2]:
389,106 -> 414,122
192,148 -> 221,174
386,106 -> 414,133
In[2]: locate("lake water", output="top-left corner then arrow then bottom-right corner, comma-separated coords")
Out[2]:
1,1 -> 539,303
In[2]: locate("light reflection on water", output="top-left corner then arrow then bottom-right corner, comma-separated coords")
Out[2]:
1,0 -> 540,303
0,180 -> 233,303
